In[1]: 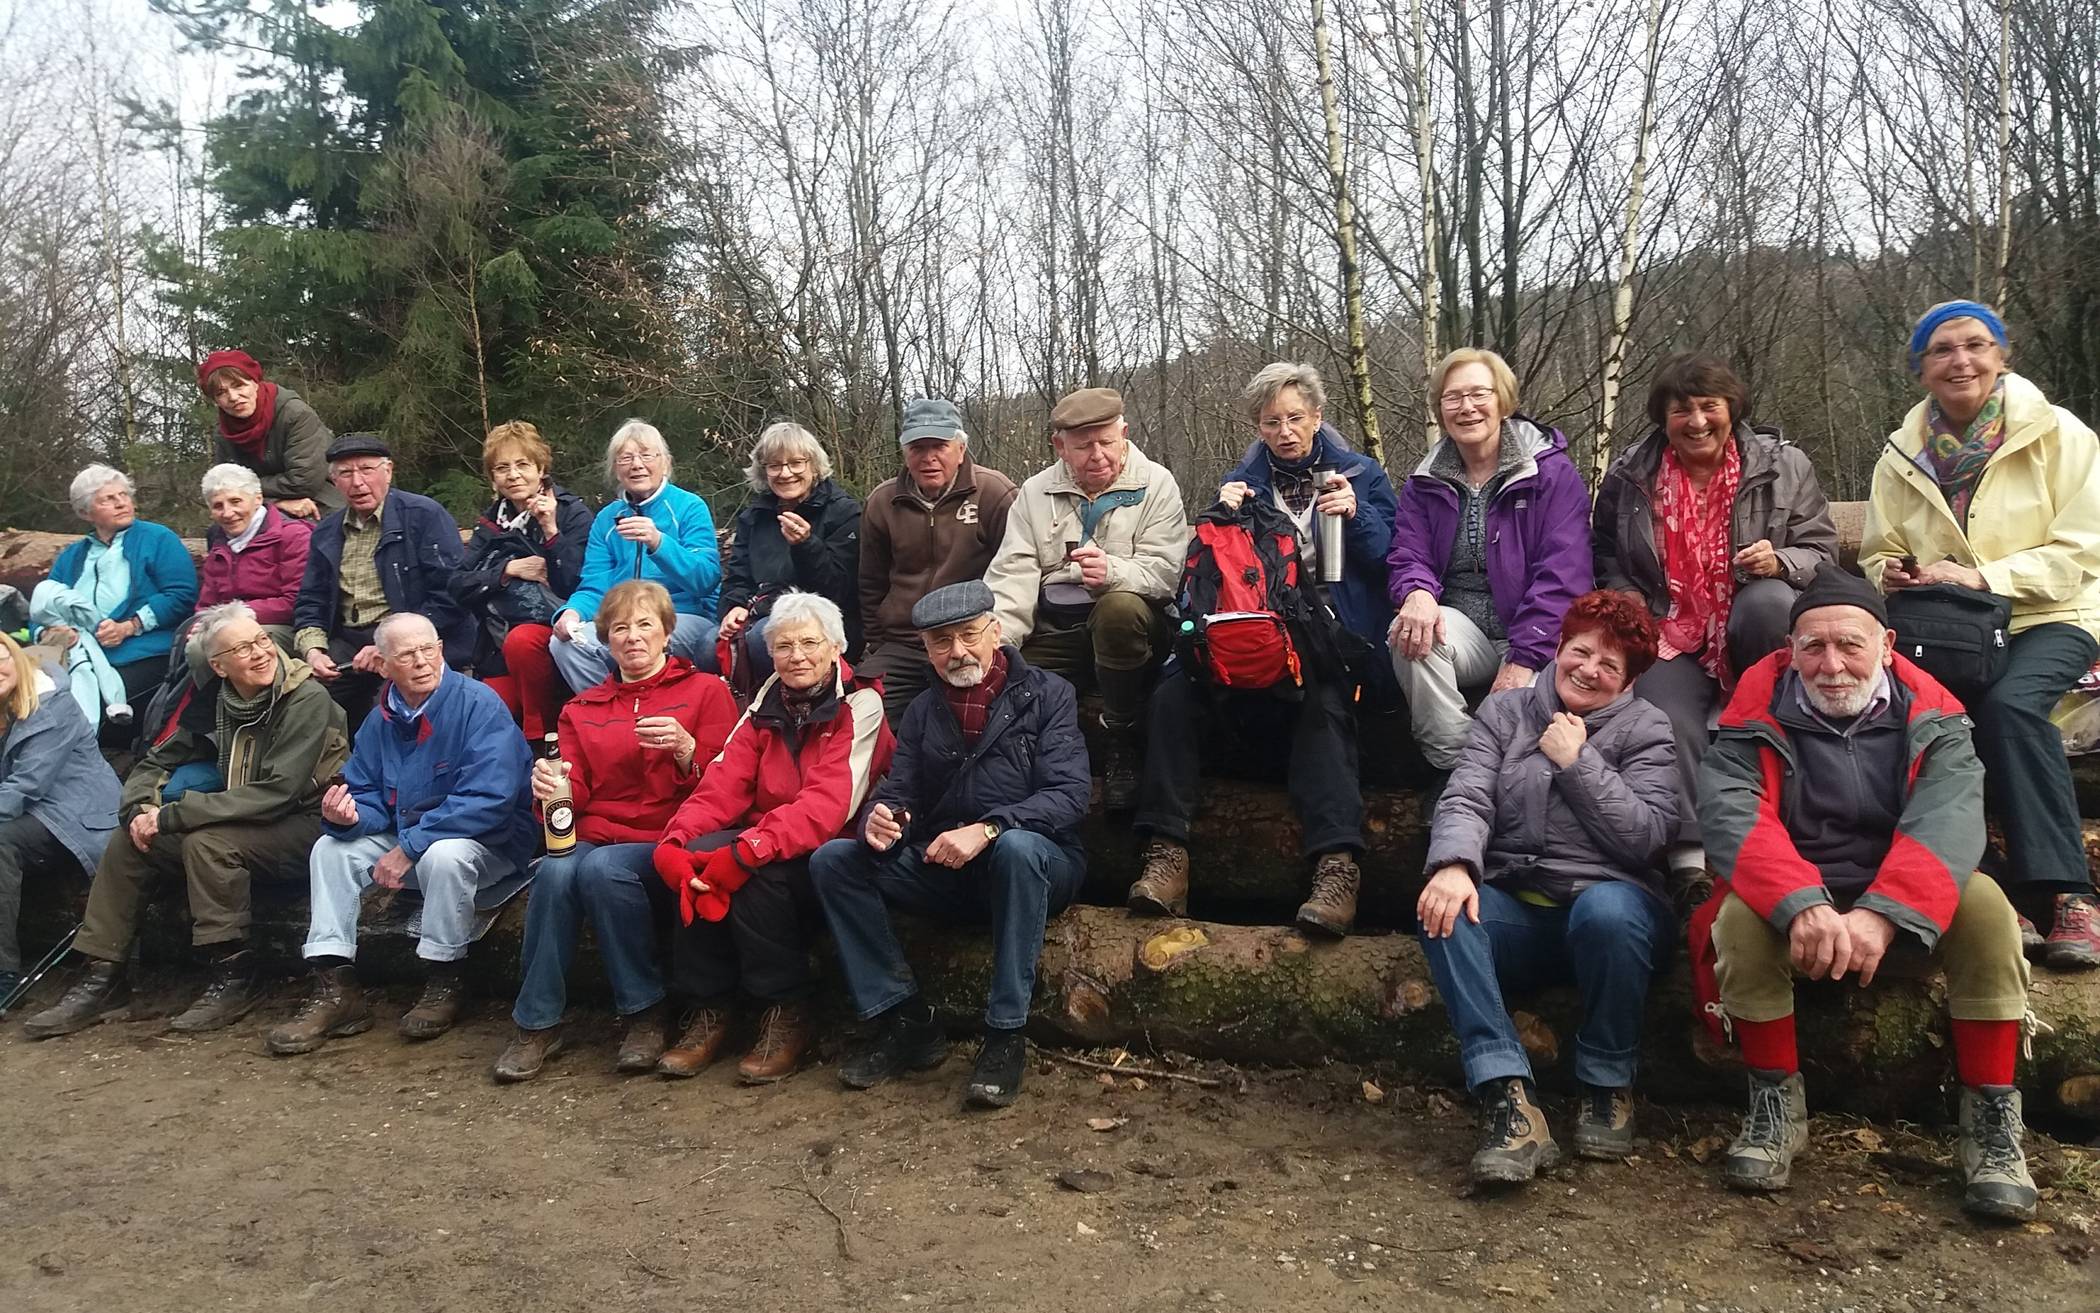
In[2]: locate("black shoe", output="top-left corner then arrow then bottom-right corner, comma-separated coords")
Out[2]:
22,959 -> 130,1039
168,951 -> 263,1033
838,1001 -> 948,1090
1101,731 -> 1140,813
965,1029 -> 1028,1108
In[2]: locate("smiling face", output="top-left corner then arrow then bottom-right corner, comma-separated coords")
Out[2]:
1919,317 -> 2007,423
211,376 -> 260,420
1053,420 -> 1128,496
208,486 -> 262,537
1255,386 -> 1323,463
206,616 -> 280,698
605,602 -> 670,681
1791,608 -> 1894,719
765,449 -> 816,505
84,481 -> 136,539
488,444 -> 545,509
611,439 -> 665,499
1662,394 -> 1734,470
1554,629 -> 1631,715
1437,362 -> 1504,449
767,616 -> 840,693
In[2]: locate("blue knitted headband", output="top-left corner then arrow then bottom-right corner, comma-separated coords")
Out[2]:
1907,300 -> 2008,374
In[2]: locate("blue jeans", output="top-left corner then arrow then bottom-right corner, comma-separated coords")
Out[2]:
303,832 -> 517,964
511,841 -> 668,1029
809,830 -> 1085,1031
1418,880 -> 1672,1092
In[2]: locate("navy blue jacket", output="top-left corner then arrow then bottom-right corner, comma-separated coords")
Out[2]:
720,478 -> 863,650
1224,428 -> 1398,643
863,648 -> 1091,854
295,488 -> 473,667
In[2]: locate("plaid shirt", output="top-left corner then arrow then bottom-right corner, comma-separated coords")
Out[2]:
941,648 -> 1010,747
337,504 -> 389,629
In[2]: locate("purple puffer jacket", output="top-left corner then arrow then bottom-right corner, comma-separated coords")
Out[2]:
1384,417 -> 1595,671
200,505 -> 313,627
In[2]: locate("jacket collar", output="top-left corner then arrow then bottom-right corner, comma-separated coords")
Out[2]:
570,654 -> 697,705
891,458 -> 981,509
1038,441 -> 1156,499
1890,371 -> 2056,471
1612,422 -> 1782,490
1721,648 -> 1965,737
376,667 -> 458,741
1526,667 -> 1641,730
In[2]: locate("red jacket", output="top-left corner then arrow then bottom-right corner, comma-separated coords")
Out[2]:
200,505 -> 313,626
663,661 -> 895,864
556,657 -> 739,845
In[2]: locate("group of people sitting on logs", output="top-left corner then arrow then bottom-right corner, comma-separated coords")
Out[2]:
0,300 -> 2087,1225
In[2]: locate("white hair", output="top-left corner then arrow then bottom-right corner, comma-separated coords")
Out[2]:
1240,361 -> 1328,425
766,590 -> 847,652
604,419 -> 673,486
744,421 -> 833,493
375,611 -> 440,656
187,601 -> 259,663
200,462 -> 264,503
69,464 -> 134,518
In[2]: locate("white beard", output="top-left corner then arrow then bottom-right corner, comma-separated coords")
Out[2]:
940,659 -> 986,688
1804,678 -> 1872,719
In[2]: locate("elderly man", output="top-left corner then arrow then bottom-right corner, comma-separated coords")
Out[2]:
24,603 -> 350,1037
1698,564 -> 2035,1220
983,387 -> 1184,808
857,398 -> 1018,722
292,434 -> 471,728
809,581 -> 1090,1108
266,613 -> 534,1055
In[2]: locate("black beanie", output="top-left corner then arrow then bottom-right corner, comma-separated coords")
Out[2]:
1788,562 -> 1888,629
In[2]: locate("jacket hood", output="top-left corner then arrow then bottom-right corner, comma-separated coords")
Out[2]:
1891,371 -> 2058,464
1409,413 -> 1566,482
570,654 -> 701,705
1720,648 -> 1966,735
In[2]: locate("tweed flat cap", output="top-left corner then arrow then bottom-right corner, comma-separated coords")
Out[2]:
898,397 -> 965,446
912,580 -> 997,631
325,432 -> 392,462
1790,562 -> 1889,629
1050,387 -> 1124,432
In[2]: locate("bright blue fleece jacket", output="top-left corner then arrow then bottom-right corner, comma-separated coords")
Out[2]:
564,481 -> 721,622
47,520 -> 199,665
329,667 -> 536,868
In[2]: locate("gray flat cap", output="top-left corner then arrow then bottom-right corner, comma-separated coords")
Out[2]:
326,432 -> 392,462
899,397 -> 964,447
912,580 -> 996,631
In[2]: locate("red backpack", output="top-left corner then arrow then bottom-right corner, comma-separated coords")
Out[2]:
1175,498 -> 1317,691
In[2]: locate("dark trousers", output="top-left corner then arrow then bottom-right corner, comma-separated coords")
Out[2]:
0,813 -> 84,976
668,830 -> 820,1006
856,641 -> 936,725
1132,666 -> 1364,857
74,812 -> 321,962
809,830 -> 1085,1030
99,658 -> 167,753
319,626 -> 382,731
1972,622 -> 2100,898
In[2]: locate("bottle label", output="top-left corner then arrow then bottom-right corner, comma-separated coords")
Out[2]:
546,802 -> 575,839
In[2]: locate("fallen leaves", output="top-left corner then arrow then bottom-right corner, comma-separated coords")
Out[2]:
1085,1116 -> 1127,1132
1360,1081 -> 1385,1105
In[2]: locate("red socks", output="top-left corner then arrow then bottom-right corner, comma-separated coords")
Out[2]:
1952,1019 -> 2019,1088
1735,1016 -> 1799,1075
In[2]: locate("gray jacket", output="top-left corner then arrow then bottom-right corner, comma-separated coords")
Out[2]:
1593,424 -> 1838,611
0,673 -> 121,873
1425,678 -> 1679,903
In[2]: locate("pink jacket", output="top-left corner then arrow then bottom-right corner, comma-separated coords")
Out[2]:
200,505 -> 312,626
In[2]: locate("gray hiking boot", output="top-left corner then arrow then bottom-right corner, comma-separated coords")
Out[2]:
1960,1085 -> 2039,1221
22,959 -> 130,1039
1469,1077 -> 1560,1186
1724,1068 -> 1809,1191
168,951 -> 263,1033
1573,1084 -> 1636,1161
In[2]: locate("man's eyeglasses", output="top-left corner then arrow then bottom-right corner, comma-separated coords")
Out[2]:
925,621 -> 993,653
388,641 -> 444,666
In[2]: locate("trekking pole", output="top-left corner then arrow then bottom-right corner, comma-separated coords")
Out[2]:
0,923 -> 77,1017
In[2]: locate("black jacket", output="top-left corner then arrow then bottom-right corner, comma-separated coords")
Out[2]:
721,479 -> 862,649
294,487 -> 473,666
449,486 -> 595,671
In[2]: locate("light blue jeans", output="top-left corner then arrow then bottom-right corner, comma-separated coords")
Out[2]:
550,613 -> 719,691
303,832 -> 518,964
511,841 -> 667,1029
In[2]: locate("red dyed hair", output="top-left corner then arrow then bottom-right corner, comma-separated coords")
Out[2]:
1558,590 -> 1660,681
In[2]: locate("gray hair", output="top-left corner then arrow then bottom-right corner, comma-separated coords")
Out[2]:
766,590 -> 847,653
69,464 -> 134,518
1239,362 -> 1328,426
375,612 -> 440,656
603,419 -> 673,487
187,601 -> 259,663
200,462 -> 264,503
744,421 -> 833,493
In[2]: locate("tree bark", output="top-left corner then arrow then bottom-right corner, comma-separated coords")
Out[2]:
1594,0 -> 1668,487
1311,0 -> 1383,460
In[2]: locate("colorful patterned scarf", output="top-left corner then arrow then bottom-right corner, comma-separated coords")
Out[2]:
1925,379 -> 2008,528
1655,438 -> 1743,687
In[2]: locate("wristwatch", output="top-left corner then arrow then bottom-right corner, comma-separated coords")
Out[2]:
982,822 -> 1002,842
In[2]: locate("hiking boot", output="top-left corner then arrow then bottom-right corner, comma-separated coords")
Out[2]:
492,1025 -> 566,1083
1100,723 -> 1140,812
2044,894 -> 2100,970
966,1029 -> 1029,1108
739,1001 -> 815,1084
1724,1068 -> 1809,1192
1573,1084 -> 1636,1161
657,1004 -> 734,1078
1128,840 -> 1190,917
2019,913 -> 2046,957
839,1001 -> 949,1090
167,950 -> 263,1033
1469,1077 -> 1560,1185
399,968 -> 467,1040
265,965 -> 372,1056
22,959 -> 131,1039
615,1002 -> 669,1074
1296,852 -> 1360,938
1960,1085 -> 2039,1221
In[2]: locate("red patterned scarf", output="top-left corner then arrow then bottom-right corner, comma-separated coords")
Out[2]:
941,648 -> 1010,747
1655,438 -> 1742,687
198,349 -> 279,460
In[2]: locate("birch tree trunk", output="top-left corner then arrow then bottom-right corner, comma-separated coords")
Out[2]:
1409,0 -> 1441,446
1994,0 -> 2013,305
1312,0 -> 1383,459
1593,0 -> 1668,487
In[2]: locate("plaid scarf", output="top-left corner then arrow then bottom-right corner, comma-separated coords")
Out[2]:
1925,379 -> 2008,529
941,648 -> 1009,747
1655,437 -> 1743,687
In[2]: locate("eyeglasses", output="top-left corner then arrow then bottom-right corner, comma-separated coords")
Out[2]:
1258,412 -> 1314,433
764,460 -> 812,476
924,621 -> 994,653
614,450 -> 662,467
1924,338 -> 2000,363
767,636 -> 833,660
388,641 -> 444,666
333,461 -> 390,481
1439,388 -> 1495,410
210,635 -> 274,662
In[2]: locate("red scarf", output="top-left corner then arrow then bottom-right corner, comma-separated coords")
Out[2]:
198,349 -> 279,460
1655,438 -> 1742,687
941,649 -> 1009,746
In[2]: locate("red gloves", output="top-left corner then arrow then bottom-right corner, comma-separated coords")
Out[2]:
653,840 -> 760,925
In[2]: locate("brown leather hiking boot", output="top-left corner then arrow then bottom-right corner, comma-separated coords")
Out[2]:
1128,840 -> 1189,917
738,1001 -> 815,1084
168,951 -> 263,1034
265,965 -> 372,1056
1471,1077 -> 1561,1186
1296,852 -> 1360,938
399,969 -> 467,1040
23,959 -> 130,1039
615,1001 -> 669,1074
492,1025 -> 566,1083
657,1004 -> 735,1078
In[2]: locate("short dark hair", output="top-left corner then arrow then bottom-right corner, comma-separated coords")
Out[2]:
1645,352 -> 1750,430
1558,590 -> 1661,682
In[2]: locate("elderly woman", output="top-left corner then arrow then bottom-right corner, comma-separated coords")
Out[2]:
1417,590 -> 1677,1187
0,631 -> 120,999
196,349 -> 340,518
649,591 -> 894,1085
1861,300 -> 2100,968
1593,353 -> 1836,878
493,580 -> 740,1082
549,420 -> 722,692
1389,348 -> 1594,774
197,464 -> 313,645
717,422 -> 863,686
31,465 -> 199,731
1130,362 -> 1396,937
451,422 -> 595,738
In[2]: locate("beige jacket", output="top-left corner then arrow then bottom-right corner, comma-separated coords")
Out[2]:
985,441 -> 1187,645
1860,372 -> 2100,637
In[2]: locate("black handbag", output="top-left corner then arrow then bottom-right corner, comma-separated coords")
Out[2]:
1886,583 -> 2011,697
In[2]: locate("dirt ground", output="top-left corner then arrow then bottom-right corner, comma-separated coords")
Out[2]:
4,977 -> 2100,1313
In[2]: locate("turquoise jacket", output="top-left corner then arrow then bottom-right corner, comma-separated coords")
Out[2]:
565,481 -> 721,622
46,520 -> 199,665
